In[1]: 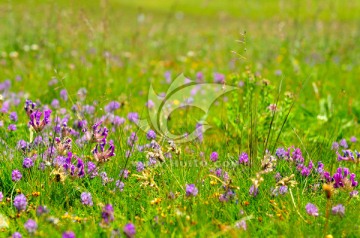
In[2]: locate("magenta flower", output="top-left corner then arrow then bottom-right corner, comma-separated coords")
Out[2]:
23,157 -> 34,168
305,203 -> 319,216
28,109 -> 52,132
81,192 -> 93,206
210,152 -> 219,162
12,170 -> 22,181
105,101 -> 121,113
238,152 -> 249,164
14,194 -> 27,211
146,130 -> 156,140
92,140 -> 115,163
0,191 -> 3,202
101,204 -> 114,224
8,124 -> 17,131
185,184 -> 198,197
123,223 -> 136,238
12,232 -> 22,238
24,219 -> 37,233
60,89 -> 68,101
10,112 -> 18,122
62,231 -> 76,238
332,204 -> 345,217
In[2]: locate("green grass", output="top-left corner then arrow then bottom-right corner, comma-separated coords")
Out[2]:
0,0 -> 360,237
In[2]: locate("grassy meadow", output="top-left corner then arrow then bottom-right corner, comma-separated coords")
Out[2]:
0,0 -> 360,237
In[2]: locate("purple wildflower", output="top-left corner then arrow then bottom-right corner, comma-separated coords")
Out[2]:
62,231 -> 76,238
213,72 -> 225,83
235,220 -> 247,231
350,136 -> 357,143
127,112 -> 139,123
60,89 -> 68,101
23,157 -> 34,168
238,152 -> 249,164
279,185 -> 288,195
210,152 -> 219,162
332,204 -> 345,217
28,109 -> 52,132
332,142 -> 339,150
10,112 -> 18,122
87,162 -> 98,178
0,191 -> 3,202
101,204 -> 114,224
350,190 -> 358,198
24,219 -> 37,233
249,185 -> 258,197
136,162 -> 145,172
115,180 -> 125,192
81,192 -> 93,206
144,100 -> 155,110
105,101 -> 121,113
339,139 -> 348,149
12,232 -> 22,238
8,124 -> 17,131
12,170 -> 22,181
123,223 -> 136,238
305,203 -> 319,216
14,194 -> 27,211
275,147 -> 286,158
51,99 -> 60,108
185,184 -> 198,197
36,205 -> 49,216
93,140 -> 115,163
146,130 -> 156,140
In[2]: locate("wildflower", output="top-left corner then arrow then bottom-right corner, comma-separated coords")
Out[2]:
105,101 -> 120,113
332,204 -> 345,217
28,109 -> 52,132
51,99 -> 60,108
81,192 -> 93,206
278,185 -> 288,195
24,99 -> 36,117
249,185 -> 258,197
275,148 -> 286,158
62,231 -> 76,238
127,112 -> 139,123
24,219 -> 37,233
127,132 -> 138,146
238,152 -> 249,164
185,184 -> 198,197
350,136 -> 357,143
100,172 -> 114,186
115,180 -> 125,192
92,140 -> 115,163
87,162 -> 98,178
123,223 -> 136,238
60,89 -> 68,101
235,220 -> 246,231
339,139 -> 348,149
8,124 -> 17,131
36,205 -> 49,216
305,203 -> 319,216
350,190 -> 358,198
0,191 -> 3,202
274,172 -> 282,182
136,162 -> 145,172
146,130 -> 156,140
14,194 -> 27,211
101,204 -> 114,225
88,121 -> 108,143
268,104 -> 277,112
213,72 -> 225,83
12,170 -> 22,181
12,232 -> 22,238
146,100 -> 155,109
23,157 -> 34,168
331,142 -> 339,150
210,151 -> 219,162
119,169 -> 130,179
195,123 -> 204,143
10,112 -> 18,122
